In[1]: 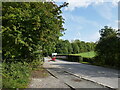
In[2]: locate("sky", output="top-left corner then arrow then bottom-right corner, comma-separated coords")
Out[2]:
56,0 -> 118,42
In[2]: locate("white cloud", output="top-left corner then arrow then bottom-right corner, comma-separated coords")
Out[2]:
88,32 -> 101,42
61,0 -> 118,21
58,0 -> 118,21
115,20 -> 120,23
64,0 -> 92,11
93,2 -> 118,21
91,32 -> 100,41
73,32 -> 81,40
55,0 -> 119,11
113,20 -> 118,29
64,13 -> 102,28
63,13 -> 102,42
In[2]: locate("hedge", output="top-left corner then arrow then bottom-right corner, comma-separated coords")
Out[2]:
56,55 -> 95,64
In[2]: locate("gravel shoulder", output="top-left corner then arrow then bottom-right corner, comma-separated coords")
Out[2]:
29,74 -> 69,88
28,65 -> 69,88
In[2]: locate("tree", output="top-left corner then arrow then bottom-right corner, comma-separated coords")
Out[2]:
71,42 -> 79,54
95,26 -> 120,67
2,2 -> 68,62
79,41 -> 87,52
55,39 -> 69,54
67,43 -> 73,54
99,26 -> 116,39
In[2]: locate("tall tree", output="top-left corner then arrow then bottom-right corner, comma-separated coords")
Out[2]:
95,26 -> 119,67
99,26 -> 116,39
2,2 -> 68,62
55,39 -> 69,54
67,43 -> 73,54
71,42 -> 79,54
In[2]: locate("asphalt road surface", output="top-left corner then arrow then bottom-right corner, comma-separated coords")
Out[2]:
43,57 -> 119,89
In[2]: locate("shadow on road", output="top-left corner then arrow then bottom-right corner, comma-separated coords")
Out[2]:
48,61 -> 119,78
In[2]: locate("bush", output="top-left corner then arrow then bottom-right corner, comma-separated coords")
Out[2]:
2,62 -> 31,88
67,55 -> 83,62
57,55 -> 83,62
83,57 -> 94,64
30,58 -> 44,70
57,55 -> 96,64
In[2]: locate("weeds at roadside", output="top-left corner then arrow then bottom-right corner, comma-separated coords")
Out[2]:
2,59 -> 44,88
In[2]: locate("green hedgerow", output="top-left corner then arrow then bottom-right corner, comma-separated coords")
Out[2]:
2,62 -> 32,88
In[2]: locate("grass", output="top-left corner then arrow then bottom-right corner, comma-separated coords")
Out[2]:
70,51 -> 96,58
2,59 -> 44,88
81,61 -> 90,64
2,62 -> 31,88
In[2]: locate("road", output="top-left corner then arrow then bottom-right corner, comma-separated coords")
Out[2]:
43,57 -> 119,89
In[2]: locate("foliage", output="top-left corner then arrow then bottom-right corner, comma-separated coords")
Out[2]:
67,55 -> 83,62
55,39 -> 68,54
2,58 -> 44,88
2,2 -> 68,88
55,39 -> 73,54
71,42 -> 80,54
95,26 -> 120,67
30,59 -> 43,69
2,62 -> 31,88
67,42 -> 73,54
99,26 -> 116,39
2,2 -> 68,62
55,39 -> 96,54
57,54 -> 94,64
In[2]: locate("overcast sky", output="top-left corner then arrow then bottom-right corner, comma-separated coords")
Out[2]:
56,0 -> 118,42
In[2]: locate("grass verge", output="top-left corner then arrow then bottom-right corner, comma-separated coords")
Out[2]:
2,62 -> 31,88
70,51 -> 96,58
2,59 -> 45,88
